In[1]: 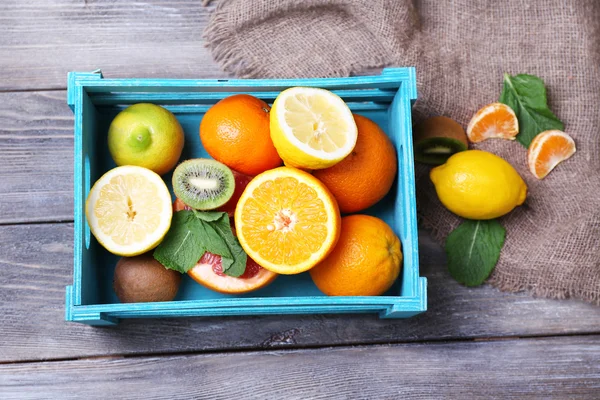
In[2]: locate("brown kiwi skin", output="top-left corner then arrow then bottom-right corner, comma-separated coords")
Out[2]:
413,116 -> 469,165
113,254 -> 181,303
414,116 -> 468,146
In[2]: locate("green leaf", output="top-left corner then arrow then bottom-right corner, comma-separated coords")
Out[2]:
153,211 -> 207,274
196,219 -> 232,261
153,210 -> 247,278
499,73 -> 564,147
445,219 -> 506,287
193,210 -> 227,223
209,213 -> 247,278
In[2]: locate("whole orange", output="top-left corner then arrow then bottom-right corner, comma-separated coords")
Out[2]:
310,215 -> 402,296
313,114 -> 397,213
200,94 -> 282,175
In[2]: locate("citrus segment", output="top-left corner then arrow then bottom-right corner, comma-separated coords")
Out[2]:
527,130 -> 576,179
234,167 -> 341,274
466,102 -> 519,143
270,87 -> 357,170
85,166 -> 173,256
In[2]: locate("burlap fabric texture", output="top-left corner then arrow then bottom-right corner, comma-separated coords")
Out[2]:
204,0 -> 600,304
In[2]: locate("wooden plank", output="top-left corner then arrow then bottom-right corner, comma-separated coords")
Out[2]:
1,336 -> 599,399
1,222 -> 600,362
0,91 -> 73,223
0,0 -> 228,91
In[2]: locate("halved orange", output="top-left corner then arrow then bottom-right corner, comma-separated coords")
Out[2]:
527,130 -> 576,179
188,252 -> 277,294
234,167 -> 341,274
466,102 -> 519,143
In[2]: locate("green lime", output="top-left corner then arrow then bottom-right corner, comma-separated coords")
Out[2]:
108,103 -> 185,175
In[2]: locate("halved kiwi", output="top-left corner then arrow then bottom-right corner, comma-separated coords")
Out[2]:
172,159 -> 235,210
413,116 -> 468,165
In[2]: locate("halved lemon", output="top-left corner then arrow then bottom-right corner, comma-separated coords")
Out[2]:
270,87 -> 358,170
234,167 -> 341,274
85,165 -> 173,256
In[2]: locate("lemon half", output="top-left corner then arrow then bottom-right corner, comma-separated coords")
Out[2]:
270,87 -> 358,170
85,166 -> 173,256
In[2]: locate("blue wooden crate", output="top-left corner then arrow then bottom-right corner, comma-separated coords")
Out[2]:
65,68 -> 427,325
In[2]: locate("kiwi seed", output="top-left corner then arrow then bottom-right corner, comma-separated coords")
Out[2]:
113,254 -> 181,303
172,158 -> 235,210
413,116 -> 468,165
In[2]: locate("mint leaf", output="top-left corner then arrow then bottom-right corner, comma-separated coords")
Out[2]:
153,211 -> 207,273
196,219 -> 232,261
193,210 -> 226,223
153,210 -> 247,278
499,73 -> 564,147
209,213 -> 247,277
445,219 -> 506,287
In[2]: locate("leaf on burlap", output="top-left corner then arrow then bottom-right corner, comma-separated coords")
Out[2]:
445,219 -> 506,287
499,73 -> 564,148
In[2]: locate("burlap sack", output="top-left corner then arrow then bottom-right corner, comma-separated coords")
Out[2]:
204,0 -> 600,304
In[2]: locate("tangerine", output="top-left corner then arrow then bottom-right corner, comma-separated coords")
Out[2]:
310,215 -> 402,296
313,114 -> 397,213
200,94 -> 282,175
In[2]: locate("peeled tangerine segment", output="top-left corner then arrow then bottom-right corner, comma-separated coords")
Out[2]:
235,167 -> 340,275
466,102 -> 519,143
85,166 -> 173,256
527,130 -> 576,179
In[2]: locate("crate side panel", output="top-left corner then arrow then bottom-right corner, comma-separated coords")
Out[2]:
389,84 -> 420,298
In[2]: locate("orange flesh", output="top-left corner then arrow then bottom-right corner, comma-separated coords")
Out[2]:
528,131 -> 575,179
240,176 -> 329,265
467,103 -> 518,143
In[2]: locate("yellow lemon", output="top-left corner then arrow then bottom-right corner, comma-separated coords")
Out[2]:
85,166 -> 173,256
270,87 -> 358,170
108,103 -> 184,175
430,150 -> 527,219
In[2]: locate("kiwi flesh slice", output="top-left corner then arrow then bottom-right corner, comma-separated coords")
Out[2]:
413,116 -> 468,165
172,159 -> 235,210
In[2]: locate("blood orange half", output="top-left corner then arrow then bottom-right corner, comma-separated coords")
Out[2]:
188,252 -> 277,294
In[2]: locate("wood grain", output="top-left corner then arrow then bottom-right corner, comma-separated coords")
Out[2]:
1,222 -> 599,363
0,91 -> 73,223
0,0 -> 228,91
1,336 -> 599,399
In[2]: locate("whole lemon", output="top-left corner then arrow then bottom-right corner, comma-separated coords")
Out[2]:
108,103 -> 184,175
430,150 -> 527,219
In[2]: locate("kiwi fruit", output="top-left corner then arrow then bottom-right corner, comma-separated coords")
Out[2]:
113,254 -> 181,303
172,158 -> 235,210
413,116 -> 468,165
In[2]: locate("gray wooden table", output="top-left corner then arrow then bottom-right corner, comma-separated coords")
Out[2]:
1,2 -> 599,399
